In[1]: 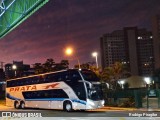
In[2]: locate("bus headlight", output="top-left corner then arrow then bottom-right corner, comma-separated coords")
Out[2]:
88,100 -> 95,106
101,100 -> 105,105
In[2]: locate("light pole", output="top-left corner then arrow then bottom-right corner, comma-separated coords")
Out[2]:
12,64 -> 17,77
92,52 -> 98,68
144,77 -> 151,109
65,47 -> 81,69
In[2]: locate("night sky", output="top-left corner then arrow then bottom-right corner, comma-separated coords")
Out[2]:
1,0 -> 160,67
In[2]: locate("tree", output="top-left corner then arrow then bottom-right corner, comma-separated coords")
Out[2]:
101,62 -> 130,90
152,68 -> 160,89
74,62 -> 101,77
33,58 -> 70,74
43,58 -> 55,72
53,60 -> 69,71
60,60 -> 69,68
74,63 -> 90,69
33,63 -> 44,74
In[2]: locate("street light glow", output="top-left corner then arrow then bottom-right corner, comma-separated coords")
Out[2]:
92,52 -> 98,68
65,47 -> 73,56
120,80 -> 125,85
118,80 -> 125,89
92,52 -> 98,57
144,77 -> 151,109
144,77 -> 151,84
12,64 -> 17,70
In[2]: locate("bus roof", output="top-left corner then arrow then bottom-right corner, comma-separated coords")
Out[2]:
6,69 -> 83,81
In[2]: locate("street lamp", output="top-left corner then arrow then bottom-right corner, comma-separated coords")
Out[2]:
144,77 -> 151,109
118,80 -> 125,89
12,64 -> 17,77
120,80 -> 125,89
65,47 -> 81,69
92,52 -> 98,68
65,47 -> 73,56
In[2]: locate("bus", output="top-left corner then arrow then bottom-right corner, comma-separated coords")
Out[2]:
6,69 -> 104,111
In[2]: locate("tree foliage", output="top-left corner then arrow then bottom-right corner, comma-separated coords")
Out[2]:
101,62 -> 130,90
152,68 -> 160,83
33,63 -> 44,74
53,60 -> 69,71
74,61 -> 101,76
43,58 -> 55,72
33,58 -> 69,74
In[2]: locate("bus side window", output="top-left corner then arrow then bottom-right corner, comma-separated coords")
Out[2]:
24,78 -> 29,85
30,77 -> 34,84
10,81 -> 14,87
56,73 -> 63,81
11,81 -> 16,87
61,71 -> 69,82
38,75 -> 45,84
7,81 -> 11,87
43,75 -> 49,83
18,80 -> 22,86
30,77 -> 38,84
45,74 -> 57,82
70,71 -> 81,82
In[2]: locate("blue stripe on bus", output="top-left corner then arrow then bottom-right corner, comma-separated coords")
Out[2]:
6,93 -> 21,101
25,98 -> 65,101
6,93 -> 86,105
72,99 -> 86,105
25,98 -> 86,105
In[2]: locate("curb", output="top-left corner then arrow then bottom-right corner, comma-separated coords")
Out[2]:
102,106 -> 160,111
101,106 -> 136,111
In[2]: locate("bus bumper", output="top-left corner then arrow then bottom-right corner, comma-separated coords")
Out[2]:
85,99 -> 104,109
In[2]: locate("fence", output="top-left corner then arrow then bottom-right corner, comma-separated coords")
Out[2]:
104,89 -> 160,108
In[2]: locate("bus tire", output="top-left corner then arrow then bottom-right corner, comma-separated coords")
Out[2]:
14,101 -> 20,109
20,101 -> 25,109
63,101 -> 72,112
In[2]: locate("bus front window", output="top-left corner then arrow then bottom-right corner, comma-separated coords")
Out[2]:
80,70 -> 99,82
85,81 -> 103,101
87,84 -> 103,100
80,70 -> 103,100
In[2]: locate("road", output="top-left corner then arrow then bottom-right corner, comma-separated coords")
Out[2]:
0,105 -> 160,120
0,105 -> 130,117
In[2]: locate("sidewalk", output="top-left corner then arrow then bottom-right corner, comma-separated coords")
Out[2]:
1,104 -> 160,111
0,104 -> 12,110
102,106 -> 160,111
138,108 -> 160,111
102,106 -> 136,111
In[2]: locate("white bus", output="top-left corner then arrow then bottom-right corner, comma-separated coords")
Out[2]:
6,69 -> 104,111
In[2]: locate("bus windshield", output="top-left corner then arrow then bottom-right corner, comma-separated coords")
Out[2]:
80,70 -> 99,82
86,83 -> 103,101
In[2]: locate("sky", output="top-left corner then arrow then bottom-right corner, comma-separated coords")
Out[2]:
1,0 -> 160,67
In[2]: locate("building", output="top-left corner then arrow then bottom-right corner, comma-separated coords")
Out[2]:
5,61 -> 30,79
0,68 -> 5,81
100,27 -> 154,76
152,15 -> 160,70
0,68 -> 5,92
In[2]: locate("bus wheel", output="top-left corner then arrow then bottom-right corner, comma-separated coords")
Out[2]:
20,102 -> 25,109
64,101 -> 72,112
14,101 -> 19,109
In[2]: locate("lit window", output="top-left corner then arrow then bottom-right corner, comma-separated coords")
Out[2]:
138,36 -> 142,39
